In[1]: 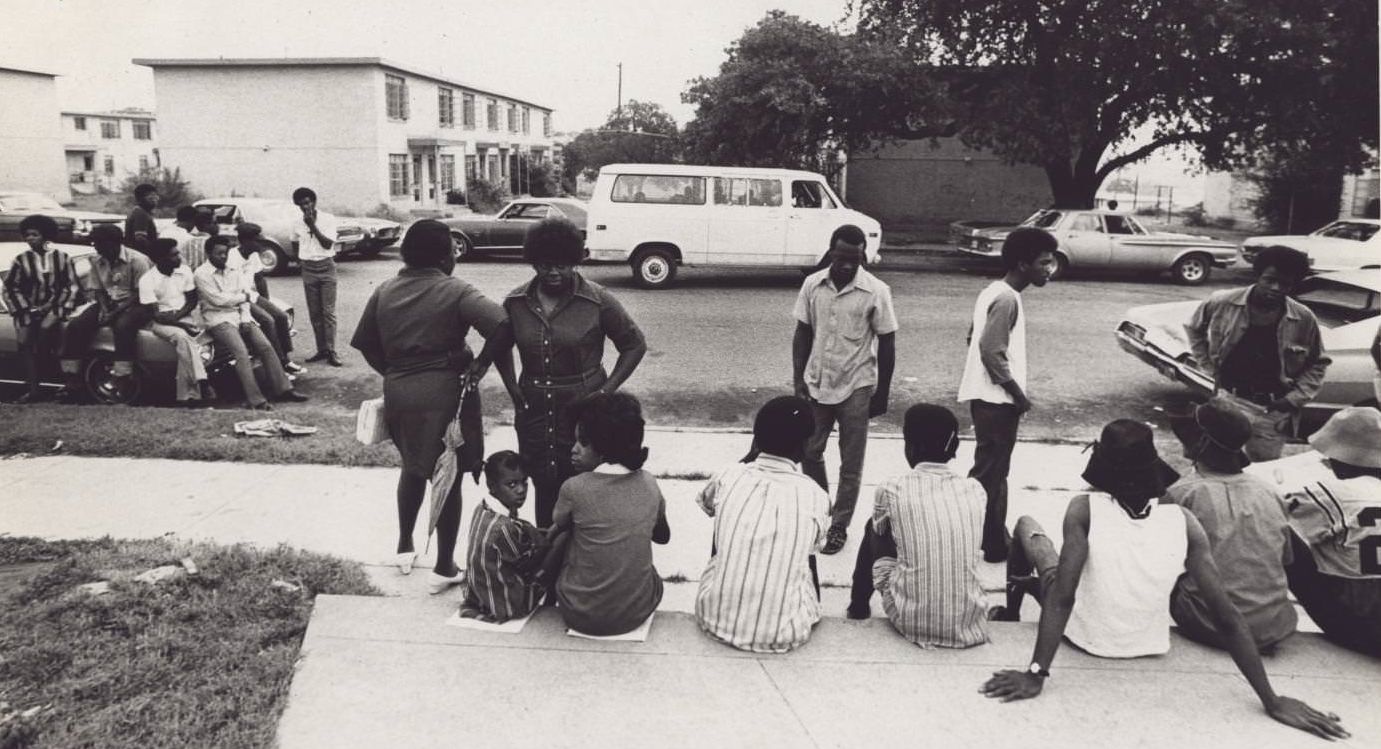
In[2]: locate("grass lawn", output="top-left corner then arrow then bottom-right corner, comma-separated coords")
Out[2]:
0,536 -> 378,748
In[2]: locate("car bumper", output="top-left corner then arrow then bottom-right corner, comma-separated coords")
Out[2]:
1114,322 -> 1212,394
956,245 -> 1001,257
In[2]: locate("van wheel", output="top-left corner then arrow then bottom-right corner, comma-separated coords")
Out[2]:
84,355 -> 141,405
632,249 -> 677,289
1172,254 -> 1211,285
259,241 -> 291,276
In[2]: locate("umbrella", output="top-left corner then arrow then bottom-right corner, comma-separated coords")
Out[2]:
425,379 -> 475,552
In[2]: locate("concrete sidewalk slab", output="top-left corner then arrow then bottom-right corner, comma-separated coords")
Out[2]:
275,595 -> 1381,749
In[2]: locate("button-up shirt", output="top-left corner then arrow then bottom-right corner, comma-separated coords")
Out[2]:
91,247 -> 153,305
4,246 -> 80,325
138,265 -> 196,315
872,462 -> 989,648
503,274 -> 644,383
793,267 -> 899,405
694,454 -> 830,654
225,248 -> 265,295
293,211 -> 340,262
459,498 -> 545,624
193,261 -> 254,327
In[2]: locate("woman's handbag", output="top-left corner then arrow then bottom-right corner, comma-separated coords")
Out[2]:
355,397 -> 389,445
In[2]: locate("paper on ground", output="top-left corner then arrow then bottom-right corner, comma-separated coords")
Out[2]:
566,612 -> 655,642
445,608 -> 535,634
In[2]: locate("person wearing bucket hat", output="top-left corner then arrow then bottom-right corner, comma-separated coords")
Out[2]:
1165,398 -> 1297,652
350,219 -> 513,593
1277,406 -> 1381,657
495,216 -> 647,529
983,419 -> 1348,741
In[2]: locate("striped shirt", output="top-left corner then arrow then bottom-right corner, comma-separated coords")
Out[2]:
694,454 -> 830,653
3,246 -> 80,326
459,498 -> 544,623
872,463 -> 989,648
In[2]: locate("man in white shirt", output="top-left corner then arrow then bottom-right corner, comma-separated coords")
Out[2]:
194,235 -> 306,410
232,222 -> 299,373
957,227 -> 1057,562
159,206 -> 197,255
137,238 -> 207,403
292,186 -> 342,367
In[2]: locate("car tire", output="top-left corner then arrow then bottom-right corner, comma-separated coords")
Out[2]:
356,243 -> 383,259
1172,254 -> 1212,285
632,248 -> 677,289
452,233 -> 472,262
83,355 -> 141,405
259,241 -> 292,276
1051,252 -> 1070,280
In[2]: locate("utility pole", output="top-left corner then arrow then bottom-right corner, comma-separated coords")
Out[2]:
616,63 -> 623,127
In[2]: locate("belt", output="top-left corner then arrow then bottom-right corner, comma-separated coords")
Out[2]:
300,257 -> 335,268
1222,387 -> 1281,407
522,368 -> 604,389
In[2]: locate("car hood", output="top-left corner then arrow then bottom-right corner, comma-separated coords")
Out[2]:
339,217 -> 401,230
1123,301 -> 1199,356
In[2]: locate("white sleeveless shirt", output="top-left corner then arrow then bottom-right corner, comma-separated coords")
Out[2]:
957,280 -> 1026,404
1066,493 -> 1188,658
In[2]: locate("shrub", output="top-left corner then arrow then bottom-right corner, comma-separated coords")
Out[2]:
1212,216 -> 1238,229
1181,202 -> 1208,226
466,178 -> 510,214
445,189 -> 466,205
527,162 -> 562,198
108,167 -> 202,217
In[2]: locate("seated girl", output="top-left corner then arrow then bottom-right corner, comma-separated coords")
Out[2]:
548,392 -> 671,636
458,451 -> 546,623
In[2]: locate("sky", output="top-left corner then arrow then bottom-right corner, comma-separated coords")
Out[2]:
7,0 -> 857,131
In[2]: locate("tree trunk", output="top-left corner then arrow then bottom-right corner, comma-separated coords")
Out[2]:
1044,162 -> 1101,209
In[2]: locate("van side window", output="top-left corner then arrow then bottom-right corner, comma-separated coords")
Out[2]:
612,174 -> 705,205
791,181 -> 836,209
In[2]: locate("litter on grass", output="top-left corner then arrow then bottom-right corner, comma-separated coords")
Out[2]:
233,419 -> 318,437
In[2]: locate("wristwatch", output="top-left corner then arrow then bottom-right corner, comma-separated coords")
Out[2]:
1027,662 -> 1050,679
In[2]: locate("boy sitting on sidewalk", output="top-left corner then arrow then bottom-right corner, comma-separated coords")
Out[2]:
459,451 -> 547,624
982,419 -> 1348,741
846,403 -> 988,649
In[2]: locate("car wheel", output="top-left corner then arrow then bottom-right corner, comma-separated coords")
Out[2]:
452,233 -> 472,262
1050,253 -> 1070,280
259,242 -> 291,276
356,243 -> 383,259
1172,254 -> 1212,285
632,249 -> 677,289
84,355 -> 141,405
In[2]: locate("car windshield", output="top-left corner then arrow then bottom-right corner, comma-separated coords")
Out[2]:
0,193 -> 65,213
1023,210 -> 1062,229
198,205 -> 241,225
1315,221 -> 1379,242
1295,280 -> 1380,328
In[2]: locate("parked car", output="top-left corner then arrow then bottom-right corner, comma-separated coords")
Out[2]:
953,209 -> 1238,285
335,216 -> 402,258
0,241 -> 294,405
0,191 -> 123,244
185,198 -> 365,275
1114,269 -> 1381,437
585,164 -> 882,289
1240,218 -> 1381,272
441,198 -> 588,261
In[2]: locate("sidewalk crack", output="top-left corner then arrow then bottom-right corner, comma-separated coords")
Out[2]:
756,660 -> 821,748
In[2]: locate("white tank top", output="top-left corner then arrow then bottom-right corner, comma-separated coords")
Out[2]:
958,280 -> 1025,404
1066,493 -> 1188,658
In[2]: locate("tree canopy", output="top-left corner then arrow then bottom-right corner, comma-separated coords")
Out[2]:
561,100 -> 681,186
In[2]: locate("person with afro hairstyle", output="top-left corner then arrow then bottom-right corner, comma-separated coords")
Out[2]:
3,215 -> 81,402
292,186 -> 343,366
545,392 -> 668,636
495,216 -> 647,528
351,219 -> 513,594
1186,245 -> 1330,461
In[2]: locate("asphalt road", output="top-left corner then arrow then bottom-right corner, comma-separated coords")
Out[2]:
269,250 -> 1255,441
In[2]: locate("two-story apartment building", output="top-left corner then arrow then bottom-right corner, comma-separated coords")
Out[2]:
134,57 -> 556,214
62,108 -> 159,193
0,65 -> 69,202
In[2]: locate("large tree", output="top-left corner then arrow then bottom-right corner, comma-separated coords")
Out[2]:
561,100 -> 681,186
681,11 -> 930,177
855,0 -> 1377,208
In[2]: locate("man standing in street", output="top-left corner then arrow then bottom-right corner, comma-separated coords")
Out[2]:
792,224 -> 898,555
292,186 -> 341,367
958,227 -> 1057,563
124,183 -> 159,256
1185,246 -> 1329,461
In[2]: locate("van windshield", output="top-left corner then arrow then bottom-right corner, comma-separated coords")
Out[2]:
611,175 -> 705,205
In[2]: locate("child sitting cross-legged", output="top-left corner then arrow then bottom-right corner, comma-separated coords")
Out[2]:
458,451 -> 547,623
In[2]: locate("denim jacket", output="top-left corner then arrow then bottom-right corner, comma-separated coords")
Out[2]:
1185,287 -> 1330,408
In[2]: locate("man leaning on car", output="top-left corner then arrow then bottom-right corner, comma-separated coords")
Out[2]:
59,224 -> 151,395
1185,246 -> 1330,461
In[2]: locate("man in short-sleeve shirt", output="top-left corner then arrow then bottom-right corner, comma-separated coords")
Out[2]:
138,238 -> 207,402
60,224 -> 152,387
124,184 -> 159,255
792,224 -> 897,554
292,186 -> 342,366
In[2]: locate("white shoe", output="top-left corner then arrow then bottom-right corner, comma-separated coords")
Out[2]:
428,570 -> 463,595
395,552 -> 417,575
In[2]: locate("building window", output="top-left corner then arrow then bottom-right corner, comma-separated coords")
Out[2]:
386,75 -> 410,120
138,156 -> 150,172
508,104 -> 518,133
462,93 -> 475,129
100,120 -> 120,139
543,113 -> 552,137
487,99 -> 498,131
438,87 -> 454,127
132,121 -> 152,140
439,155 -> 456,192
74,116 -> 87,131
82,154 -> 94,171
464,155 -> 477,181
103,156 -> 115,175
389,154 -> 408,196
522,107 -> 531,135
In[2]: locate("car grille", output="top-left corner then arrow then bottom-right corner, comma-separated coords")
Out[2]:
376,227 -> 399,239
1117,321 -> 1147,343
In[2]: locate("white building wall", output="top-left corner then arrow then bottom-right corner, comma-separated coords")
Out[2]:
0,69 -> 70,202
150,66 -> 381,213
62,112 -> 159,192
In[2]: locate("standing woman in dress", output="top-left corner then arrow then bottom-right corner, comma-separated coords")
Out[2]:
495,217 -> 647,528
351,220 -> 512,594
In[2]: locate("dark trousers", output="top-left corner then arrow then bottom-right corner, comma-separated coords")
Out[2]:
300,259 -> 337,355
969,400 -> 1022,559
532,468 -> 574,530
251,297 -> 292,364
849,519 -> 899,607
206,322 -> 292,406
1286,535 -> 1381,657
61,304 -> 145,377
15,314 -> 63,393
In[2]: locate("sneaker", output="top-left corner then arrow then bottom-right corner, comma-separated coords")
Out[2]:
821,524 -> 848,555
846,601 -> 871,620
284,361 -> 305,374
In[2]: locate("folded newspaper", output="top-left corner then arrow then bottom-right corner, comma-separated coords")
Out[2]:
233,419 -> 318,437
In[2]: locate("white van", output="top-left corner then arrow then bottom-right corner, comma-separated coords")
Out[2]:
585,163 -> 883,288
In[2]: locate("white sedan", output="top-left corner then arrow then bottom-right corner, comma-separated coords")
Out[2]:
1240,218 -> 1381,272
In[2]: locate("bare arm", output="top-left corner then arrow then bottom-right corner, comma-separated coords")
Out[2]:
652,502 -> 671,545
871,332 -> 895,417
466,318 -> 514,389
603,340 -> 646,394
792,321 -> 813,398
